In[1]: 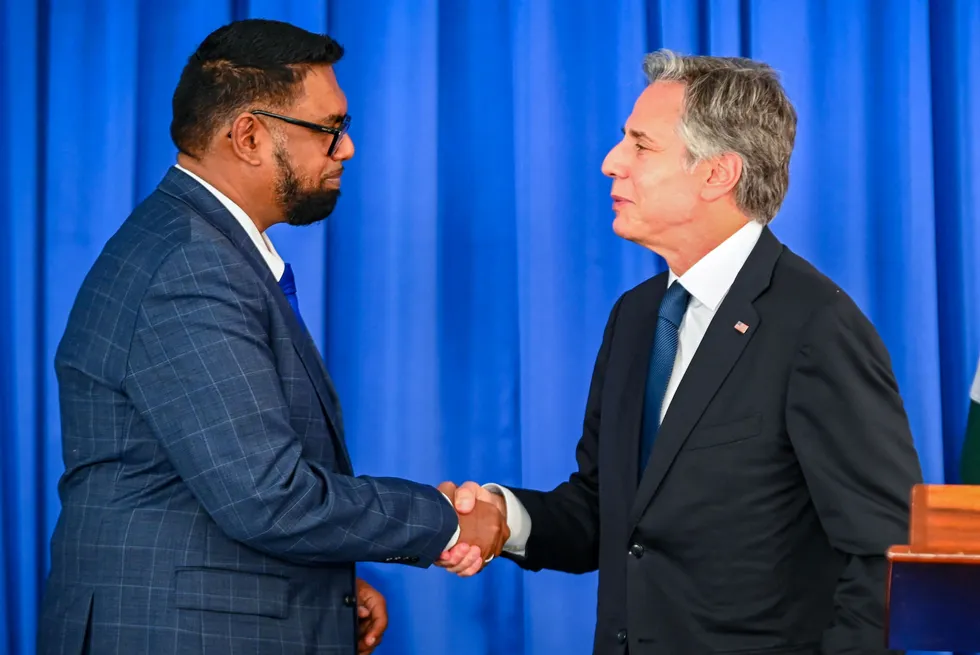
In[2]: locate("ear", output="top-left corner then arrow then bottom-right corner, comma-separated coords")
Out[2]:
700,152 -> 743,202
227,112 -> 265,166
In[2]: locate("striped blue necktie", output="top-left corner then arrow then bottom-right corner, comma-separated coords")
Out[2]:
639,281 -> 691,478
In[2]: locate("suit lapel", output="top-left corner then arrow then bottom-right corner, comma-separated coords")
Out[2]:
272,293 -> 352,473
628,228 -> 782,525
159,167 -> 353,474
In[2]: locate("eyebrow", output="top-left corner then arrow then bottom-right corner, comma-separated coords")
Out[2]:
623,127 -> 657,146
320,113 -> 347,127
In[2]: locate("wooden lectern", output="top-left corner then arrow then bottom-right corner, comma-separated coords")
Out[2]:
886,484 -> 980,651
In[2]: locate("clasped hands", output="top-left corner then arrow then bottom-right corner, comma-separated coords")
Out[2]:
437,481 -> 508,577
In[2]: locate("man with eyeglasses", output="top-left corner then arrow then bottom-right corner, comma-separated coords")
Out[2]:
38,19 -> 508,655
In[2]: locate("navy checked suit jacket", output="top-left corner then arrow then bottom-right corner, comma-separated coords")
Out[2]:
38,167 -> 458,655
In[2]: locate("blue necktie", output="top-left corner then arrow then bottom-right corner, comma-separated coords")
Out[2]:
278,263 -> 305,329
639,281 -> 691,478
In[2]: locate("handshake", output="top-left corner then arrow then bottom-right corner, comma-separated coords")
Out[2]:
436,481 -> 509,577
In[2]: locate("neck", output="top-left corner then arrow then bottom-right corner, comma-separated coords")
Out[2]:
656,209 -> 752,276
176,154 -> 279,232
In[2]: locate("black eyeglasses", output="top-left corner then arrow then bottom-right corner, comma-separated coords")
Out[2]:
250,110 -> 351,157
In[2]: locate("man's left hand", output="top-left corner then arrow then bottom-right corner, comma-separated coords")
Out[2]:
356,578 -> 388,654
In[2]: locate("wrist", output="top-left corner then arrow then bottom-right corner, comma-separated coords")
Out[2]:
488,490 -> 507,518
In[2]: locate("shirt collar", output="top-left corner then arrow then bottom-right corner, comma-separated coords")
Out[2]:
667,220 -> 765,312
174,164 -> 285,281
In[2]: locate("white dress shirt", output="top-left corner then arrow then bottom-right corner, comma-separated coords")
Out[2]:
173,164 -> 462,551
489,220 -> 765,557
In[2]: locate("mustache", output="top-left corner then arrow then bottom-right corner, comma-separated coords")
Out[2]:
322,167 -> 344,182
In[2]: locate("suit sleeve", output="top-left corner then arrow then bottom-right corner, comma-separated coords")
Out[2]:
123,241 -> 458,567
786,290 -> 922,655
502,294 -> 625,574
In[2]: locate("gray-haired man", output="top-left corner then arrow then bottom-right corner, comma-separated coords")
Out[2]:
440,50 -> 922,655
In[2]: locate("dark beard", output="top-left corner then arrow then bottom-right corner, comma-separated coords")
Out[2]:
274,147 -> 340,227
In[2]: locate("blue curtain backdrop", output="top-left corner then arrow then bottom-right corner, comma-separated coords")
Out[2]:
1,0 -> 978,653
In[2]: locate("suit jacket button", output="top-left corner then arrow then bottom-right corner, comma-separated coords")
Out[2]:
344,594 -> 357,607
629,543 -> 644,558
616,629 -> 628,644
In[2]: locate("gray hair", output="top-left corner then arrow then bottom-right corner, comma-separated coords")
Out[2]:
642,49 -> 797,224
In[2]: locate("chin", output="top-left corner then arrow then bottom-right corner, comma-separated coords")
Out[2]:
612,213 -> 638,241
613,213 -> 662,252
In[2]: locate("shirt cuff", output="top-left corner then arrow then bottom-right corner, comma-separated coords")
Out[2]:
439,491 -> 461,551
482,483 -> 531,558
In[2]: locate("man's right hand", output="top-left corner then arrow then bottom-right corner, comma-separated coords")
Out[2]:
438,481 -> 508,577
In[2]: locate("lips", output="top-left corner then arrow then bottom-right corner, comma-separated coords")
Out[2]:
611,194 -> 633,211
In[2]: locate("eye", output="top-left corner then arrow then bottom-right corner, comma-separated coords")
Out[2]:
633,143 -> 647,152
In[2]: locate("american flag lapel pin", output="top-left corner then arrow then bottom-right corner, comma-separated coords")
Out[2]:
734,321 -> 749,334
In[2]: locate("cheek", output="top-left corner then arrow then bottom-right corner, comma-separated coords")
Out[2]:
632,170 -> 669,210
635,168 -> 695,213
289,143 -> 327,177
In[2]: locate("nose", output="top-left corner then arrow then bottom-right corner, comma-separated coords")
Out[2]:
601,139 -> 627,179
333,134 -> 355,161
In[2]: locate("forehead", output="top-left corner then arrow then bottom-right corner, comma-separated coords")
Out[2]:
626,81 -> 686,136
294,65 -> 347,116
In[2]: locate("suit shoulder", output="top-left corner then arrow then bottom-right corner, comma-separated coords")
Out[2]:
775,248 -> 839,297
56,188 -> 245,384
767,247 -> 879,345
112,188 -> 229,259
94,188 -> 250,288
769,247 -> 857,315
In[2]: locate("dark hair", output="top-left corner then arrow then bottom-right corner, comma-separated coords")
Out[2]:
170,19 -> 344,158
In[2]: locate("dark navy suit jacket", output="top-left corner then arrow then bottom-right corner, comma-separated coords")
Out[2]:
38,167 -> 457,654
504,228 -> 922,654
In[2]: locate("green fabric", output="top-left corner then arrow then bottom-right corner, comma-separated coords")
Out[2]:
960,360 -> 980,484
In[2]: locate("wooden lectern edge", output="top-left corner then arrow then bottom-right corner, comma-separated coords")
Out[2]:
885,486 -> 980,650
887,544 -> 980,564
903,483 -> 980,557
